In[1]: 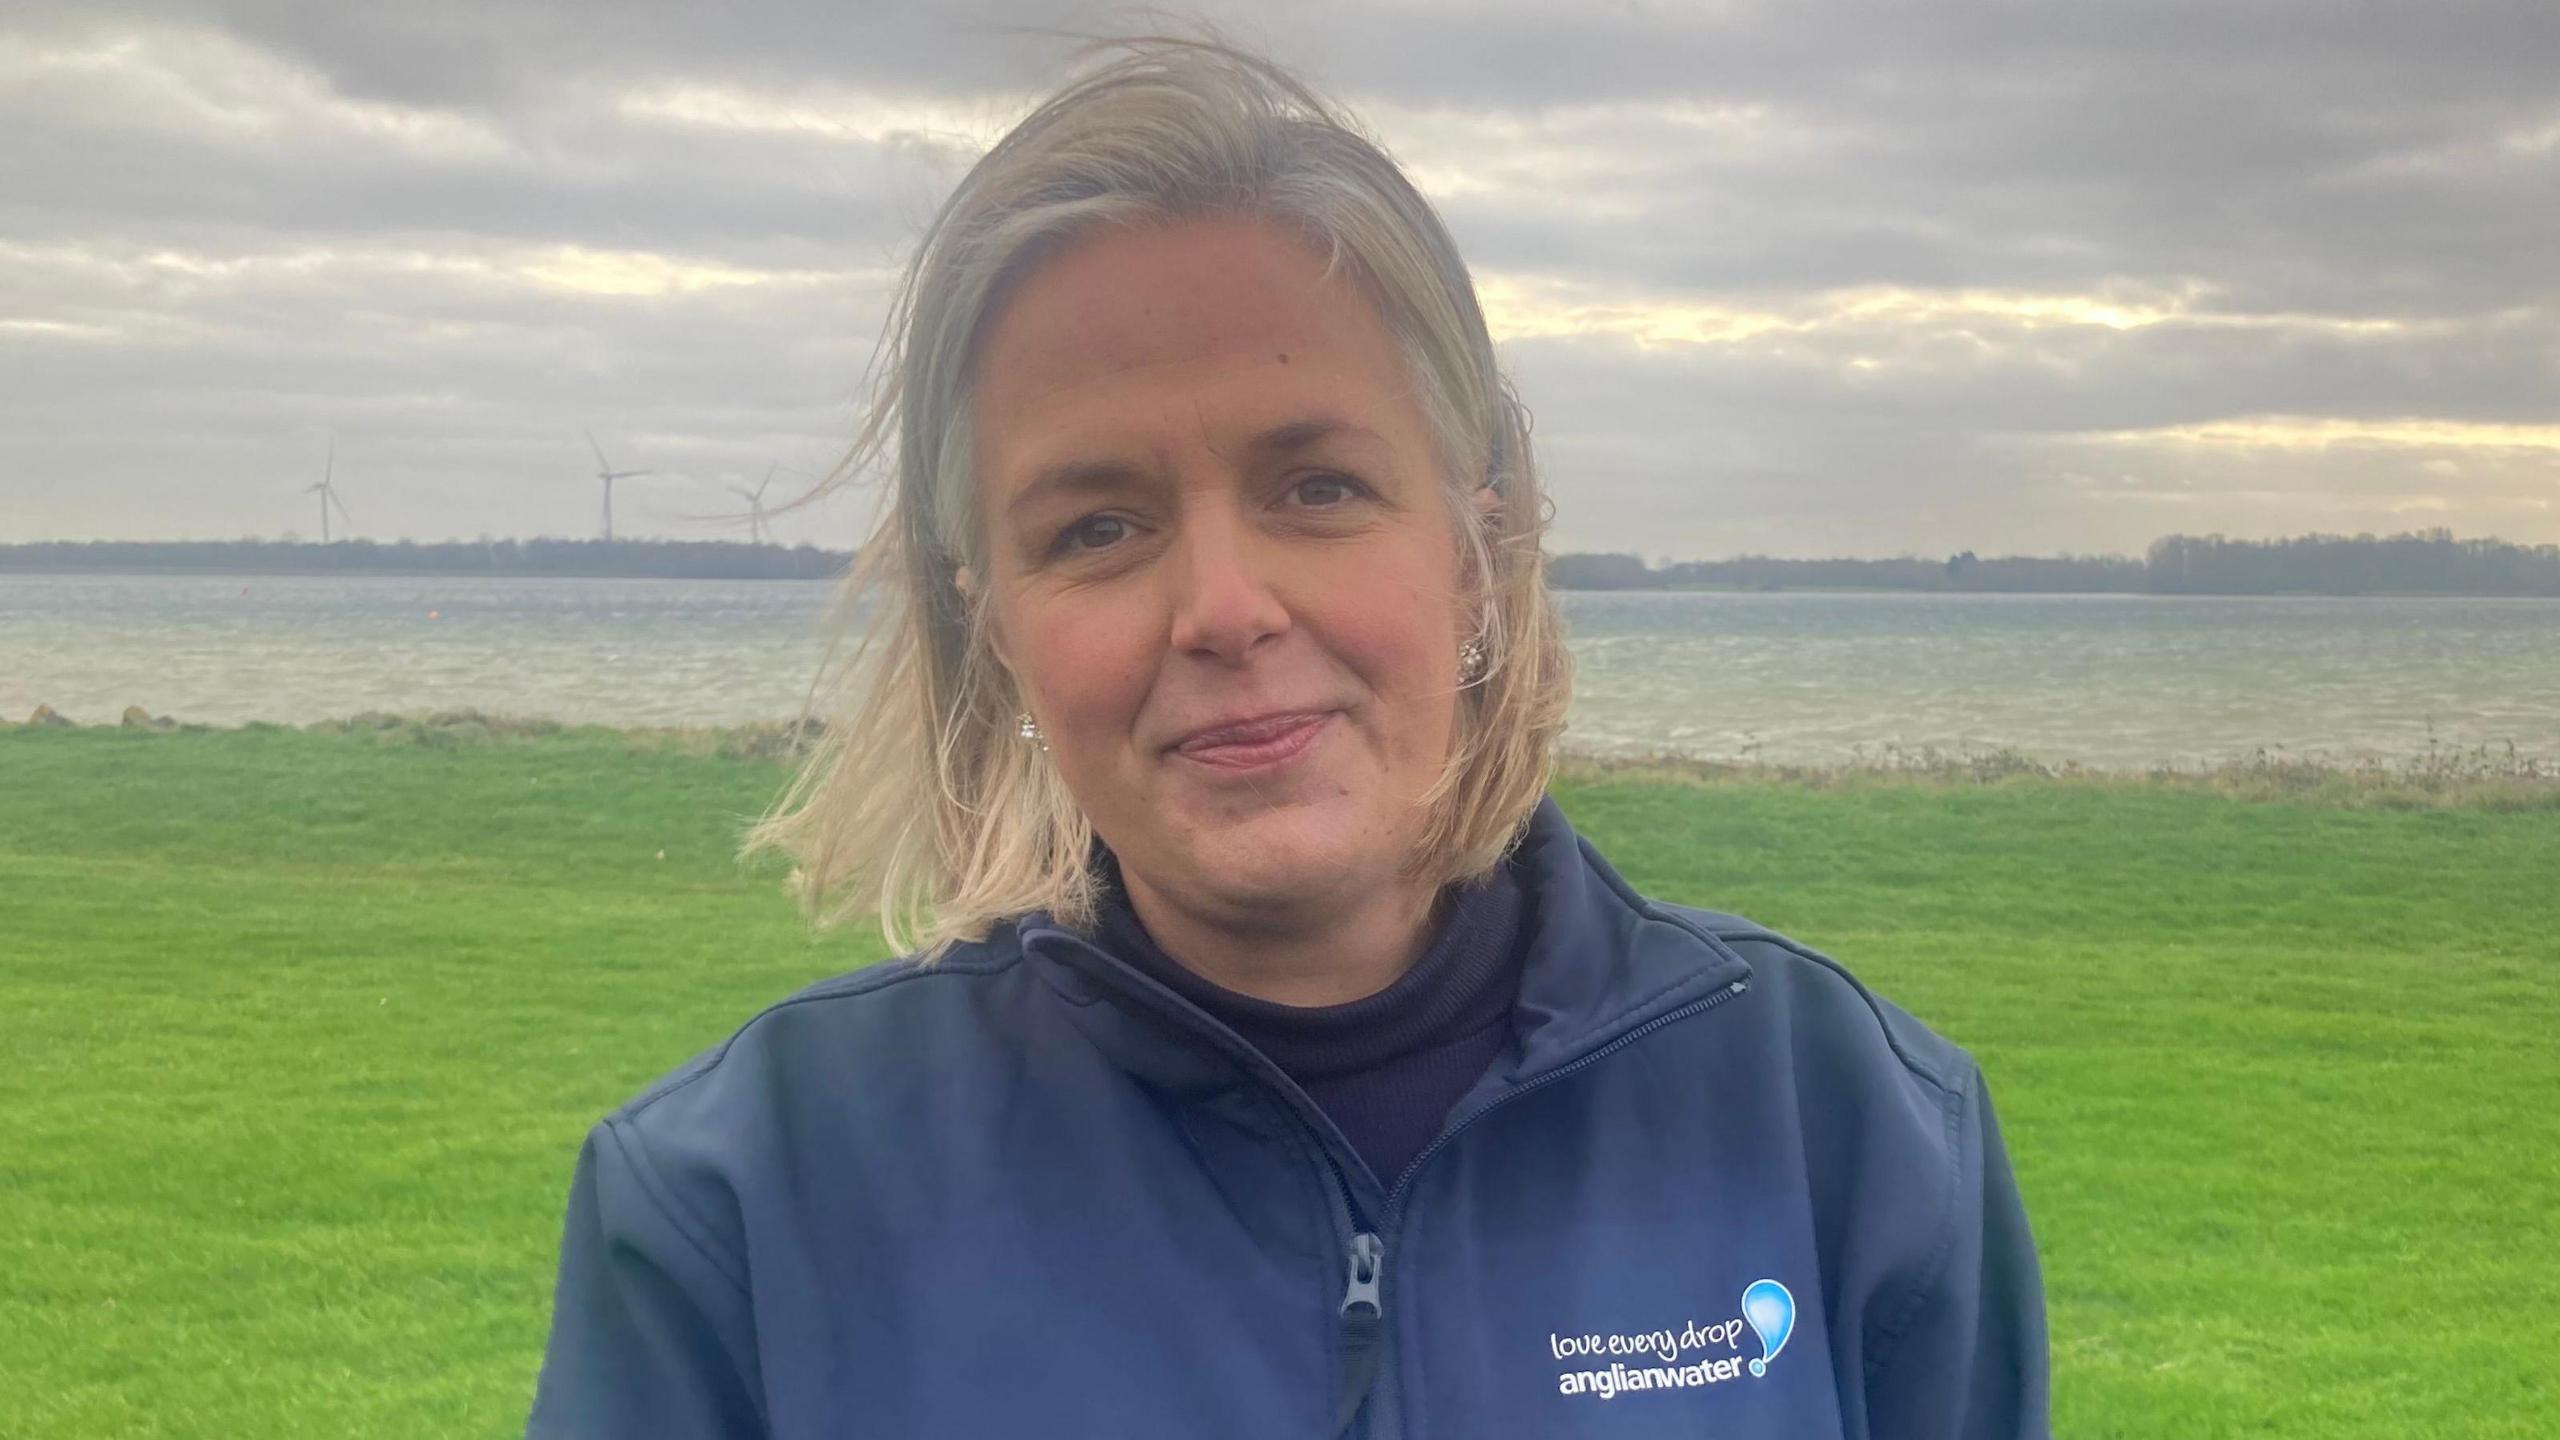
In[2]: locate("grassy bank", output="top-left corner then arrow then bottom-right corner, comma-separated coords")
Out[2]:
3,723 -> 2554,1437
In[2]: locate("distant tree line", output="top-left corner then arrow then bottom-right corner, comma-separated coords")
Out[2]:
6,528 -> 2558,595
2140,530 -> 2560,595
1548,529 -> 2560,597
0,537 -> 849,581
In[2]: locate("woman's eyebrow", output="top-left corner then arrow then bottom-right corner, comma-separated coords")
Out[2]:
1005,460 -> 1148,520
1251,416 -> 1383,457
1008,417 -> 1386,518
1008,412 -> 1392,507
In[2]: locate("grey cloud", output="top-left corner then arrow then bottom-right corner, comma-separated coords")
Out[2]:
1510,325 -> 2560,556
3,0 -> 2554,555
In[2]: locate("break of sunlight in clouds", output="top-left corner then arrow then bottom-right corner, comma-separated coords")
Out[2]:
618,81 -> 1023,152
1476,273 -> 1795,347
0,319 -> 119,339
2107,417 -> 2560,453
0,27 -> 511,161
515,246 -> 847,298
2,0 -> 2554,557
2499,115 -> 2560,155
1376,95 -> 1786,206
0,238 -> 869,315
1478,276 -> 2424,352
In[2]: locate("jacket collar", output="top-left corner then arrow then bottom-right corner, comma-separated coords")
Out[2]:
1498,794 -> 1754,1079
1016,795 -> 1754,1096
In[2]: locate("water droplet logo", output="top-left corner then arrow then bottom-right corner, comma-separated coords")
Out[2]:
1740,1279 -> 1794,1377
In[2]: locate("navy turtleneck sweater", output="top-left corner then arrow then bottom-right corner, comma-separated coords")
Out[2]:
1092,858 -> 1529,1191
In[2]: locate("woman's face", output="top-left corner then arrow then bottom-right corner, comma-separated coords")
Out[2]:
968,214 -> 1473,927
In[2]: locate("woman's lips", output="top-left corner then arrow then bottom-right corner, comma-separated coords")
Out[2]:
1171,711 -> 1334,772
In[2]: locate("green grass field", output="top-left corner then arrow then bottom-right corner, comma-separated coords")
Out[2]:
3,723 -> 2554,1437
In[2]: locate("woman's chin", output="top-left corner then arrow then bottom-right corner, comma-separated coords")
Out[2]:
1105,721 -> 1438,913
1149,802 -> 1395,912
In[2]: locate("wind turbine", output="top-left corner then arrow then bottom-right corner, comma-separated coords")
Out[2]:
304,439 -> 352,544
583,428 -> 649,542
729,463 -> 777,545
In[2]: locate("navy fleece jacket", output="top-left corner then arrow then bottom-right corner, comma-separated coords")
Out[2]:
527,796 -> 2049,1438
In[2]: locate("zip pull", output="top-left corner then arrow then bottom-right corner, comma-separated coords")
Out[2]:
1333,1232 -> 1385,1436
1340,1232 -> 1384,1318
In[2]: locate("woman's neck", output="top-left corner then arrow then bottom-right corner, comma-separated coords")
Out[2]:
1116,869 -> 1443,1007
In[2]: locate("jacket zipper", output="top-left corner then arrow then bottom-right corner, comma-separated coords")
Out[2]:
1033,931 -> 1396,1434
1332,1231 -> 1386,1435
1028,921 -> 1751,1440
1333,971 -> 1753,1439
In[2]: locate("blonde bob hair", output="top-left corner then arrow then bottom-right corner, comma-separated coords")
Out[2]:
745,33 -> 1571,955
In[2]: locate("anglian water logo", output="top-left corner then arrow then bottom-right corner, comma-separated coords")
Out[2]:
1548,1280 -> 1796,1401
1739,1279 -> 1794,1376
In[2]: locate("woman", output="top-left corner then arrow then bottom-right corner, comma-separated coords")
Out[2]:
529,36 -> 2047,1439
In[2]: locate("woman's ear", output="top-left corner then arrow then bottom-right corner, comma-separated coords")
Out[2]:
1470,483 -> 1500,523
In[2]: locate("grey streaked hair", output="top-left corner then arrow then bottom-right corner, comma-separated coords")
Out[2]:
743,31 -> 1571,954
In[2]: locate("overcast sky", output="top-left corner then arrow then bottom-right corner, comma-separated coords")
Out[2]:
5,1 -> 2555,558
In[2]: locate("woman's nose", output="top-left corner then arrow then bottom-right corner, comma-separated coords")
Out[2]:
1164,513 -> 1291,663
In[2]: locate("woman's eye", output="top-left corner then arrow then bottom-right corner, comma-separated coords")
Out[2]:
1060,515 -> 1128,553
1292,474 -> 1360,507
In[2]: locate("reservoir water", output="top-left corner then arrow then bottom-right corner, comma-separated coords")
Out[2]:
4,573 -> 2555,770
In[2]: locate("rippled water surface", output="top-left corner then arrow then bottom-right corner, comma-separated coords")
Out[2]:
5,575 -> 2555,769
